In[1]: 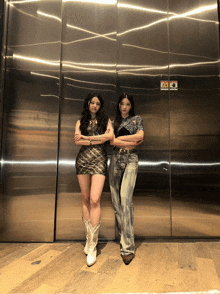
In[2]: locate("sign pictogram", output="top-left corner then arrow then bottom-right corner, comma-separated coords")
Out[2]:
160,81 -> 169,90
169,81 -> 178,90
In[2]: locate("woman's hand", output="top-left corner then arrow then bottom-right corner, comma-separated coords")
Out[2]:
74,133 -> 83,141
135,139 -> 143,145
75,134 -> 89,141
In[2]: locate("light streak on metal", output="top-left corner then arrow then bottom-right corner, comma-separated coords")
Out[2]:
63,0 -> 116,4
63,33 -> 116,44
13,55 -> 219,72
123,43 -> 168,55
176,4 -> 217,18
9,0 -> 39,4
13,54 -> 60,66
9,3 -> 39,19
9,41 -> 60,47
66,24 -> 116,42
117,3 -> 170,15
64,98 -> 84,101
65,76 -> 116,88
67,83 -> 115,92
31,72 -> 59,80
1,159 -> 57,166
2,159 -> 220,168
37,10 -> 62,22
118,5 -> 217,36
40,95 -> 59,99
123,43 -> 217,61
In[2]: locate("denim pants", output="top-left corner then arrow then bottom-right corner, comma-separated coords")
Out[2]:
109,150 -> 138,255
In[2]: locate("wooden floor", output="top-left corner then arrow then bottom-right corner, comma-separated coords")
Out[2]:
0,241 -> 220,294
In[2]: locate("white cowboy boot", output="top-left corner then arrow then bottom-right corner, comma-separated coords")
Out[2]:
87,221 -> 101,267
82,218 -> 90,255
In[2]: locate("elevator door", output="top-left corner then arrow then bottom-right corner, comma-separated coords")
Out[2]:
0,0 -> 62,242
1,0 -> 220,243
55,0 -> 171,241
169,0 -> 220,237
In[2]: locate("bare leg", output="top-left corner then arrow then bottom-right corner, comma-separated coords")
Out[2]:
89,174 -> 105,227
77,174 -> 91,221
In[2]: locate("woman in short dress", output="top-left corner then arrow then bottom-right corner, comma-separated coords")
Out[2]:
109,94 -> 144,265
75,93 -> 113,266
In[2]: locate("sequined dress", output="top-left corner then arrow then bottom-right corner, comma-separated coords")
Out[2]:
76,122 -> 107,176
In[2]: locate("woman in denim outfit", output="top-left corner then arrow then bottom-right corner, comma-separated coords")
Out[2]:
109,94 -> 144,265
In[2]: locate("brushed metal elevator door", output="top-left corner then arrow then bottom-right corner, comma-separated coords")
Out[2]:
2,0 -> 219,243
116,0 -> 171,237
55,0 -> 220,240
169,0 -> 220,237
55,0 -> 172,240
0,0 -> 62,242
55,1 -> 117,240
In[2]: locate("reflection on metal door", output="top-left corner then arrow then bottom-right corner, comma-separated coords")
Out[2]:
1,0 -> 220,242
0,0 -> 62,241
55,0 -> 171,240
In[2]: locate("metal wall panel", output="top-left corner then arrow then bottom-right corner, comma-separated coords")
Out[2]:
117,0 -> 171,237
0,0 -> 7,235
0,0 -> 62,241
1,0 -> 220,242
55,0 -> 117,240
169,0 -> 220,236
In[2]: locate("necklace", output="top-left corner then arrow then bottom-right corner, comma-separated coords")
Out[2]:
89,117 -> 97,126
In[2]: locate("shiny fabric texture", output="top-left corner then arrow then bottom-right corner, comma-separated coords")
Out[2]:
109,150 -> 138,255
76,123 -> 107,176
76,145 -> 107,176
115,116 -> 144,137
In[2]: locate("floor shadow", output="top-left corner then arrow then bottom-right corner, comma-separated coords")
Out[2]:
97,242 -> 108,256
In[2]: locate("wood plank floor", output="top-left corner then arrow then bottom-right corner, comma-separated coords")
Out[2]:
0,241 -> 220,294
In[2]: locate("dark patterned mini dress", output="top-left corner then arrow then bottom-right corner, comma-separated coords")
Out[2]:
76,121 -> 107,176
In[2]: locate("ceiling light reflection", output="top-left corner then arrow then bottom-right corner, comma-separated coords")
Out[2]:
123,44 -> 216,61
12,54 -> 219,73
64,61 -> 115,67
64,33 -> 116,45
9,0 -> 39,4
9,41 -> 60,47
66,24 -> 116,42
1,160 -> 57,166
65,77 -> 116,88
65,98 -> 84,101
123,43 -> 168,55
118,17 -> 165,36
2,159 -> 220,168
177,4 -> 217,18
31,72 -> 59,80
63,0 -> 116,4
118,3 -> 170,15
170,59 -> 220,69
67,83 -> 114,92
40,95 -> 59,99
37,10 -> 61,22
138,161 -> 220,167
118,4 -> 217,36
13,54 -> 60,66
9,3 -> 39,19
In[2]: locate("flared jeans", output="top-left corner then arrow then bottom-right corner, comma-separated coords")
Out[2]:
109,150 -> 138,255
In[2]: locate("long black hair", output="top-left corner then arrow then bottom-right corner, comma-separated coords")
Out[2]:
80,93 -> 108,135
114,93 -> 135,135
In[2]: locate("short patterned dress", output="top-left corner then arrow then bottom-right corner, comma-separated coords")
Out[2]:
76,121 -> 107,176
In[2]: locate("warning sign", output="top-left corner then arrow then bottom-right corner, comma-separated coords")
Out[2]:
160,81 -> 169,90
160,80 -> 178,90
169,81 -> 178,90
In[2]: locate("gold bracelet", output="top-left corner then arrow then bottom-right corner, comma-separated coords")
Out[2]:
98,134 -> 100,140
